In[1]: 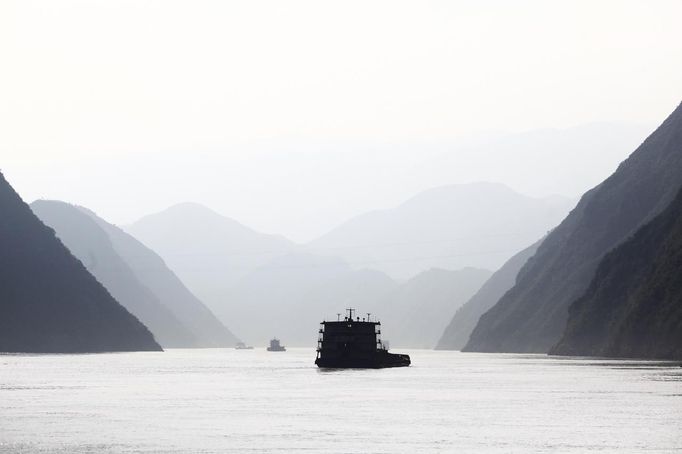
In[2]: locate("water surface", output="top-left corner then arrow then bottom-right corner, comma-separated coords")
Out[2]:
1,349 -> 680,453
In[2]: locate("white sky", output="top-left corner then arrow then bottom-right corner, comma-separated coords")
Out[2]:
2,0 -> 681,241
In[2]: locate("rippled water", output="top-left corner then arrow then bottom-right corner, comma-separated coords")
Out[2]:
1,349 -> 680,453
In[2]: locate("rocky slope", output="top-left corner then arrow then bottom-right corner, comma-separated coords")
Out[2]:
31,200 -> 196,348
377,267 -> 492,349
435,240 -> 541,350
551,187 -> 682,360
82,206 -> 239,347
0,173 -> 161,353
464,102 -> 682,353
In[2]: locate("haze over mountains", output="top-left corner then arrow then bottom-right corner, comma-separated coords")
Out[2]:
436,239 -> 542,351
414,122 -> 653,203
0,173 -> 160,353
465,102 -> 682,356
2,102 -> 681,359
215,250 -> 490,347
307,182 -> 573,279
128,183 -> 572,311
123,183 -> 572,347
31,201 -> 196,347
7,121 -> 650,244
2,107 -> 680,357
83,208 -> 239,347
376,267 -> 492,349
218,253 -> 394,346
32,201 -> 238,348
127,203 -> 295,302
1,0 -> 680,364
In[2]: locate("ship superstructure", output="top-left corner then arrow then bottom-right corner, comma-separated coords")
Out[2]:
267,338 -> 286,352
315,308 -> 410,368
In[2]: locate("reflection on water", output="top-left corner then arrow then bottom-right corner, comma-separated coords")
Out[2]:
1,349 -> 681,453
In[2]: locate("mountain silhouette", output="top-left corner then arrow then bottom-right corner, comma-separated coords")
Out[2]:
216,249 -> 490,348
307,182 -> 573,279
375,267 -> 492,349
0,173 -> 160,353
551,186 -> 682,360
216,252 -> 370,345
32,201 -> 239,347
80,206 -> 239,347
127,202 -> 295,313
465,102 -> 682,353
31,200 -> 197,348
435,239 -> 542,350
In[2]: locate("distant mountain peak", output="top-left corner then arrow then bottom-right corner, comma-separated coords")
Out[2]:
307,181 -> 575,279
132,202 -> 294,243
32,199 -> 240,348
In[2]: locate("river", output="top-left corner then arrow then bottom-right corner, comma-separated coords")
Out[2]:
1,348 -> 680,453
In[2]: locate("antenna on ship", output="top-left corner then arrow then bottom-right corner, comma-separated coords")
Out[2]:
337,313 -> 341,321
346,308 -> 355,321
367,313 -> 371,322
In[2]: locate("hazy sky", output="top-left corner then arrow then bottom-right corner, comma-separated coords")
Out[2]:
2,1 -> 681,241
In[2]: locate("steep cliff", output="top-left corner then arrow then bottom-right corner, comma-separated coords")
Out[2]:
465,102 -> 682,353
0,173 -> 161,353
436,240 -> 541,350
31,200 -> 195,348
552,187 -> 682,360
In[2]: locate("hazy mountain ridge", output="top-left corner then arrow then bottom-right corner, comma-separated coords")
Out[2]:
465,102 -> 682,354
121,184 -> 570,348
307,182 -> 573,279
216,248 -> 490,348
79,206 -> 240,347
377,267 -> 492,349
551,186 -> 682,359
31,201 -> 197,348
419,122 -> 653,200
0,172 -> 160,353
216,252 -> 379,346
32,201 -> 239,348
436,239 -> 542,351
126,202 -> 296,312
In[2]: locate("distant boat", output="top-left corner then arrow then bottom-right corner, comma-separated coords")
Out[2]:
315,308 -> 410,368
267,338 -> 286,352
235,342 -> 254,350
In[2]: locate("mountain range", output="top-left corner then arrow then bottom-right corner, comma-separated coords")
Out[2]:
127,202 -> 295,308
307,182 -> 573,279
4,106 -> 680,359
32,200 -> 238,348
464,102 -> 682,354
435,239 -> 542,351
213,250 -> 491,347
0,172 -> 161,353
123,183 -> 566,348
127,184 -> 573,328
376,267 -> 492,349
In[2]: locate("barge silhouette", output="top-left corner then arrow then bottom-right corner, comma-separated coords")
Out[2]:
315,309 -> 411,368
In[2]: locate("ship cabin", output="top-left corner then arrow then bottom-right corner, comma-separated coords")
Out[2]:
316,308 -> 387,359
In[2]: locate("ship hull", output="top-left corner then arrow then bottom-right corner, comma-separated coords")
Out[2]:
315,352 -> 410,369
